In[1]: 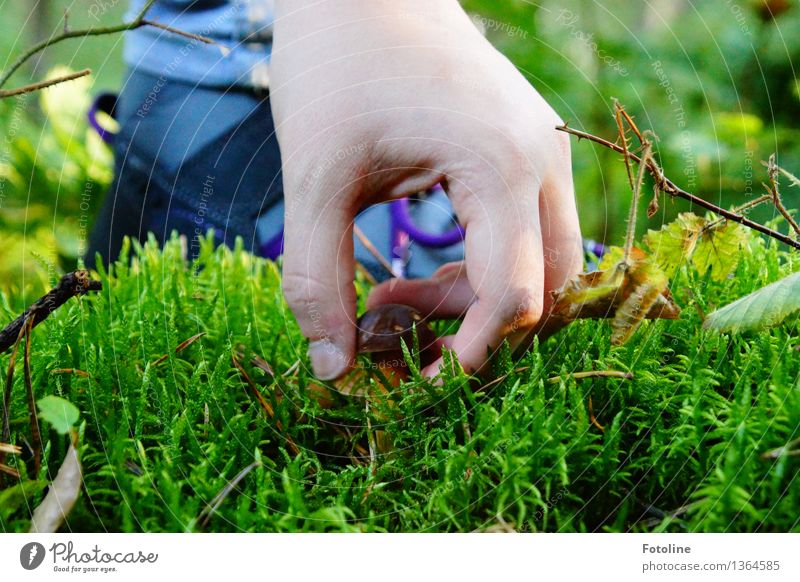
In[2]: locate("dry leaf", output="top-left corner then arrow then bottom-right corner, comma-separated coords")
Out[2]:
551,247 -> 681,345
30,438 -> 82,533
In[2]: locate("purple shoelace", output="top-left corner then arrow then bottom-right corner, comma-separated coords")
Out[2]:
87,93 -> 118,145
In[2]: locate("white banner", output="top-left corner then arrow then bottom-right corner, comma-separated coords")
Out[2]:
1,533 -> 797,581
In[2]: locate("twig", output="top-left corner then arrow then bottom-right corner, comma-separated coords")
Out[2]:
0,271 -> 102,355
23,317 -> 42,476
704,193 -> 772,231
0,68 -> 91,98
152,332 -> 206,366
761,437 -> 800,459
0,463 -> 20,478
763,155 -> 800,239
0,0 -> 216,96
234,345 -> 275,378
614,100 -> 635,190
618,106 -> 645,144
556,124 -> 800,251
0,442 -> 22,455
617,106 -> 672,220
0,0 -> 156,90
139,20 -> 217,46
354,225 -> 398,279
0,323 -> 26,476
777,165 -> 800,189
623,134 -> 653,264
588,396 -> 605,432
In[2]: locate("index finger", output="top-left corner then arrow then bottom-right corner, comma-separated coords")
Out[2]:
422,174 -> 545,377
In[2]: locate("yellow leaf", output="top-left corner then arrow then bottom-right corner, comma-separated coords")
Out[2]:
693,221 -> 748,281
644,212 -> 705,276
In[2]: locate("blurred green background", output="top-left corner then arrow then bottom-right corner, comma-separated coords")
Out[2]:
1,0 -> 799,290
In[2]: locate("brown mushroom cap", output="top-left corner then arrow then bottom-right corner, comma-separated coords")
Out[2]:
356,304 -> 437,355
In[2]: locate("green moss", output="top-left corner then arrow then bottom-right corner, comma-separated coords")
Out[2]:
0,233 -> 798,532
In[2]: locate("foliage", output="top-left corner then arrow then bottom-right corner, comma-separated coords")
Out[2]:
0,233 -> 798,533
705,271 -> 800,333
552,246 -> 680,345
37,395 -> 80,436
644,214 -> 749,281
0,66 -> 114,288
4,1 -> 800,284
0,0 -> 799,534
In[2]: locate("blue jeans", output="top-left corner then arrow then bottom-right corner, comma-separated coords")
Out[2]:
86,70 -> 465,280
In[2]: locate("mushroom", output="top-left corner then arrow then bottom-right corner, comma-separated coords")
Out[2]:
357,304 -> 437,359
332,304 -> 439,396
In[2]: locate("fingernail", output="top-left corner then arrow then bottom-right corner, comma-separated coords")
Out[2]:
421,363 -> 444,385
308,340 -> 348,381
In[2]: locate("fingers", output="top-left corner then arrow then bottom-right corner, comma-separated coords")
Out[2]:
369,139 -> 581,378
421,174 -> 545,377
366,261 -> 475,319
539,135 -> 584,310
282,194 -> 357,381
528,134 -> 583,342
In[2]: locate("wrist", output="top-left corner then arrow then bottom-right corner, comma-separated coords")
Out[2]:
274,0 -> 471,36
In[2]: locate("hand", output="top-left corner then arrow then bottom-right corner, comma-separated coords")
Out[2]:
271,0 -> 583,380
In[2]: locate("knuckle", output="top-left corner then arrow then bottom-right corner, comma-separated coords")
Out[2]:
500,287 -> 543,331
552,128 -> 572,168
281,271 -> 330,317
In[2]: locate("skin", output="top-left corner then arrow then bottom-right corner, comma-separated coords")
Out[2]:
271,0 -> 583,380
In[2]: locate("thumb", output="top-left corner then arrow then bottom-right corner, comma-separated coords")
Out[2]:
282,193 -> 357,381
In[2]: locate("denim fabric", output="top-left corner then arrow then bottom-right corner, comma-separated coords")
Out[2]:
86,69 -> 282,266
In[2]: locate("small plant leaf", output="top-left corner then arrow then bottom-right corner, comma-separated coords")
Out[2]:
692,221 -> 748,281
30,439 -> 82,533
644,213 -> 705,276
704,271 -> 800,333
37,396 -> 80,435
644,212 -> 748,281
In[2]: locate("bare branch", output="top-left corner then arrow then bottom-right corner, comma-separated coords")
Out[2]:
557,124 -> 800,251
624,133 -> 653,264
0,0 -> 157,90
139,19 -> 216,46
0,271 -> 102,356
0,0 -> 218,98
614,100 -> 635,190
763,155 -> 800,239
0,68 -> 91,98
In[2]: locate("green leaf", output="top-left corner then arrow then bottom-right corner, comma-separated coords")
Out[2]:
645,213 -> 748,281
37,396 -> 80,435
644,213 -> 705,276
703,271 -> 800,333
692,221 -> 748,281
